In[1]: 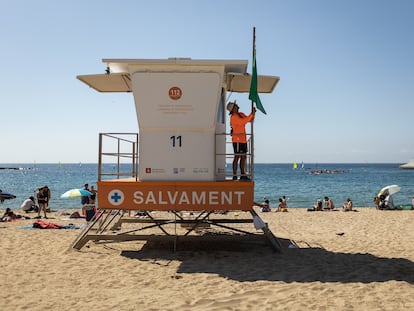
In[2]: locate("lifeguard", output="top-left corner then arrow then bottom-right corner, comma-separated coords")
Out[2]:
227,101 -> 256,181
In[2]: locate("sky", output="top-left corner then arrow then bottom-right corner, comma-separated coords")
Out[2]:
1,0 -> 413,164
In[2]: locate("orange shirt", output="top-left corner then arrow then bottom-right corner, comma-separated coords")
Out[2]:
230,112 -> 254,143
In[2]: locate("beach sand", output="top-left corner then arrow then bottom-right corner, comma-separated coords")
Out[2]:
0,208 -> 413,310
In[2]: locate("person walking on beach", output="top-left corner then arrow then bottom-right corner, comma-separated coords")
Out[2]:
227,101 -> 256,181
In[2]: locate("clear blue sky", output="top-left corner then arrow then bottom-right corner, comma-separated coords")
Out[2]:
1,0 -> 413,164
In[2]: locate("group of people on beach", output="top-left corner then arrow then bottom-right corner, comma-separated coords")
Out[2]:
308,197 -> 354,212
373,191 -> 397,210
255,196 -> 355,213
255,196 -> 288,213
0,190 -> 44,221
80,183 -> 98,221
12,183 -> 97,220
15,186 -> 52,219
80,183 -> 97,206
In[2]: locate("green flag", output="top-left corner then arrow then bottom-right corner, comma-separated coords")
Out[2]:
249,52 -> 266,114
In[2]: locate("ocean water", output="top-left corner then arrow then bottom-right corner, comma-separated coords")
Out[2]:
1,163 -> 413,210
0,163 -> 97,211
253,163 -> 414,208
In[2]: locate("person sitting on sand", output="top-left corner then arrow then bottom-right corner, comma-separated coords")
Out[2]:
276,198 -> 288,212
316,199 -> 323,211
378,194 -> 394,210
261,199 -> 271,212
281,198 -> 288,212
342,198 -> 353,212
373,196 -> 380,209
282,196 -> 287,209
20,196 -> 38,213
307,199 -> 323,211
324,196 -> 335,210
384,194 -> 395,210
254,199 -> 271,212
378,195 -> 386,209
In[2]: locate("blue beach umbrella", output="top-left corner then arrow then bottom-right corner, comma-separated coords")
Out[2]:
60,188 -> 92,199
0,191 -> 16,202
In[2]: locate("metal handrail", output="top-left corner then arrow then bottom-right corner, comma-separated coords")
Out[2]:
215,133 -> 254,180
98,133 -> 139,181
97,132 -> 253,182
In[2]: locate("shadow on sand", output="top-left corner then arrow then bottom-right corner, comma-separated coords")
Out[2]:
120,235 -> 414,284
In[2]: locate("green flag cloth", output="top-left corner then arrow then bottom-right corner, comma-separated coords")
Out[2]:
249,53 -> 266,114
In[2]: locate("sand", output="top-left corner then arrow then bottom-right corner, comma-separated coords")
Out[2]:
0,208 -> 413,311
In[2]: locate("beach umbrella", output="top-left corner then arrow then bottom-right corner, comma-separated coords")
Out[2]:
378,185 -> 400,197
0,191 -> 16,202
60,189 -> 92,199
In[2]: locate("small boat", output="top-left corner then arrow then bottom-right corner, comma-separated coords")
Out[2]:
400,159 -> 414,169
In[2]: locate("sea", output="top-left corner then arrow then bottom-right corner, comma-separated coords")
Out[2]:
1,163 -> 413,210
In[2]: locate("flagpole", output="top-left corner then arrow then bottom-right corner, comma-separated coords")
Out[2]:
251,27 -> 255,181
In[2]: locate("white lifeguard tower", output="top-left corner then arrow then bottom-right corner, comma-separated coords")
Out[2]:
72,58 -> 282,251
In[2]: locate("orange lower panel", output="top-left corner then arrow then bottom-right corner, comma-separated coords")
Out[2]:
97,180 -> 254,211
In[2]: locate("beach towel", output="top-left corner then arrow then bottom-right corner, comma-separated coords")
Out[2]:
23,222 -> 82,229
32,220 -> 62,229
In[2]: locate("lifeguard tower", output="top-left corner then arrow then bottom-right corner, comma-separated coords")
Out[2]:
71,58 -> 281,251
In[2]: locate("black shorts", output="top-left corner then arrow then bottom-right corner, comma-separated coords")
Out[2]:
233,142 -> 248,155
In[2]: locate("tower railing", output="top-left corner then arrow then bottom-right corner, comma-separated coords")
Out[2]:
97,132 -> 253,182
98,133 -> 139,181
215,133 -> 253,181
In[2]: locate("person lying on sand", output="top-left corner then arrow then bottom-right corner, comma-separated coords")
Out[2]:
1,208 -> 30,221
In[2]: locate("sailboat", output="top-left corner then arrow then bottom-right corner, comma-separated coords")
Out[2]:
300,161 -> 304,169
293,161 -> 298,170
